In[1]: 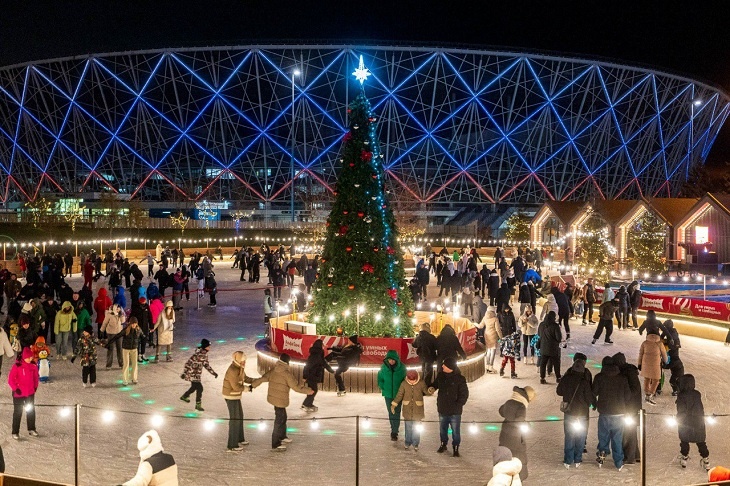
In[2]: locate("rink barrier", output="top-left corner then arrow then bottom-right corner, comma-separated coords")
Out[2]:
1,402 -> 729,486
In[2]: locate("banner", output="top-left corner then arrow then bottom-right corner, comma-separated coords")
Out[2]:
270,327 -> 478,364
640,292 -> 730,323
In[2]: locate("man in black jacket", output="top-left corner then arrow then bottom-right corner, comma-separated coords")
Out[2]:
660,319 -> 684,396
556,352 -> 595,468
539,311 -> 563,384
327,335 -> 363,397
413,322 -> 438,386
552,286 -> 572,340
592,356 -> 631,470
435,324 -> 466,376
430,357 -> 469,458
582,279 -> 597,325
613,352 -> 642,465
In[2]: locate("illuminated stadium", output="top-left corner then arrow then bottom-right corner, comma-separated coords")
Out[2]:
0,45 -> 728,206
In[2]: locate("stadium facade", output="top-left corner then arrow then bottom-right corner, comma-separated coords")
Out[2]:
0,45 -> 728,207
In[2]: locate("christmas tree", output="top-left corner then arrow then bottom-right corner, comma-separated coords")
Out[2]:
309,64 -> 414,337
628,212 -> 666,275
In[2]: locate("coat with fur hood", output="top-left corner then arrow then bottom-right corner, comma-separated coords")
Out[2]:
222,353 -> 254,400
392,375 -> 432,421
101,305 -> 126,335
252,360 -> 311,408
638,333 -> 667,380
676,374 -> 706,444
487,458 -> 523,486
123,429 -> 178,486
479,307 -> 502,348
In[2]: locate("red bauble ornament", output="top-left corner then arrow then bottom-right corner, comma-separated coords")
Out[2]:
343,210 -> 349,215
361,262 -> 374,273
338,225 -> 349,236
397,299 -> 403,307
327,282 -> 333,287
346,246 -> 353,252
373,247 -> 379,252
382,204 -> 387,209
348,284 -> 355,290
386,246 -> 395,255
349,163 -> 355,167
357,211 -> 365,218
387,288 -> 398,300
361,150 -> 373,162
372,174 -> 378,179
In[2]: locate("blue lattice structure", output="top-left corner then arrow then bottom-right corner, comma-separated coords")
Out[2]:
0,45 -> 728,204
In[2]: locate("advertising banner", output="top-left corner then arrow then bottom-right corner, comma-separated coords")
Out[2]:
640,292 -> 730,322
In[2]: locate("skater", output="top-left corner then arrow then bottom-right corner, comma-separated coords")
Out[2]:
152,301 -> 175,362
478,306 -> 501,374
71,327 -> 99,388
8,348 -> 39,440
613,352 -> 642,465
391,369 -> 432,452
431,357 -> 469,458
180,339 -> 218,411
106,317 -> 142,386
263,288 -> 274,330
638,331 -> 667,405
101,304 -> 126,369
412,322 -> 437,386
639,309 -> 667,336
94,288 -> 112,337
628,280 -> 642,329
538,311 -> 562,384
301,339 -> 333,412
435,323 -> 467,376
675,374 -> 711,470
556,352 -> 594,468
378,349 -> 407,441
581,278 -> 597,325
327,335 -> 363,396
616,285 -> 630,330
222,351 -> 255,452
499,327 -> 521,379
487,446 -> 523,486
661,319 -> 684,396
498,386 -> 536,481
53,301 -> 76,359
121,429 -> 178,485
251,353 -> 313,451
591,297 -> 616,345
592,356 -> 630,470
518,305 -> 538,365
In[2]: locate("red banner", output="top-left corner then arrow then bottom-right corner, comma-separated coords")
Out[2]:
269,327 -> 478,365
639,292 -> 730,323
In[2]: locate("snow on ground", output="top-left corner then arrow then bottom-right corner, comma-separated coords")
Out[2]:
3,264 -> 730,485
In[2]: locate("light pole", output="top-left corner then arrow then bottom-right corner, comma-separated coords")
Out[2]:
291,69 -> 301,223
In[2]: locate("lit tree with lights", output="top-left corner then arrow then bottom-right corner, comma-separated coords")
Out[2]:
504,209 -> 531,242
577,212 -> 613,280
628,212 -> 666,275
309,57 -> 414,337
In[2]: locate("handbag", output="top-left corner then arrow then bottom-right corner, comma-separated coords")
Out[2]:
560,380 -> 582,413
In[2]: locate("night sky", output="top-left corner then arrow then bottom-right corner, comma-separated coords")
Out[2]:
2,1 -> 729,165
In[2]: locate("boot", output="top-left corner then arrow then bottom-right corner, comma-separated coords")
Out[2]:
679,454 -> 688,468
701,457 -> 710,471
453,445 -> 460,457
180,395 -> 190,403
511,372 -> 518,379
499,368 -> 505,377
195,401 -> 205,412
166,354 -> 173,362
596,451 -> 606,468
437,442 -> 448,453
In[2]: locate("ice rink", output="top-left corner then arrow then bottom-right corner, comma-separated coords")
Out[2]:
2,263 -> 729,485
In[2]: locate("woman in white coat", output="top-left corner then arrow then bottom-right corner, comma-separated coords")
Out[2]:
0,327 -> 15,375
152,301 -> 175,362
477,306 -> 502,374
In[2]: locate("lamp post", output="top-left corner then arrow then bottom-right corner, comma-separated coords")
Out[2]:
291,68 -> 301,223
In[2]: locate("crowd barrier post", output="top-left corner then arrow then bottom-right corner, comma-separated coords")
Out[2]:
355,415 -> 360,486
639,408 -> 646,486
74,403 -> 80,486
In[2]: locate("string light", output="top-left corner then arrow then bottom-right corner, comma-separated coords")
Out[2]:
102,410 -> 115,423
258,419 -> 267,431
361,417 -> 371,429
415,422 -> 425,433
666,416 -> 678,427
150,414 -> 164,427
310,418 -> 319,430
623,415 -> 635,426
469,422 -> 478,434
203,419 -> 216,431
571,420 -> 584,431
59,407 -> 72,418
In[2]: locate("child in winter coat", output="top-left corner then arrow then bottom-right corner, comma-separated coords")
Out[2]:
180,339 -> 218,411
499,330 -> 522,379
676,374 -> 710,470
71,328 -> 100,388
390,370 -> 433,451
301,339 -> 333,412
487,446 -> 523,486
7,347 -> 39,439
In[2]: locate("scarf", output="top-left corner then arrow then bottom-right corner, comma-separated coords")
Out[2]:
510,391 -> 529,408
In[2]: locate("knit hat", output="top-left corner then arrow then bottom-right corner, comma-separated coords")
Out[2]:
22,347 -> 34,360
406,370 -> 418,381
165,300 -> 174,308
280,353 -> 291,364
420,322 -> 431,332
199,339 -> 211,349
442,357 -> 458,371
349,334 -> 359,345
573,352 -> 588,362
493,446 -> 513,465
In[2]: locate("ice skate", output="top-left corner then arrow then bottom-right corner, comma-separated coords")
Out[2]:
337,390 -> 346,397
511,372 -> 518,379
499,368 -> 505,377
437,442 -> 448,453
596,451 -> 606,468
679,454 -> 688,468
701,457 -> 710,471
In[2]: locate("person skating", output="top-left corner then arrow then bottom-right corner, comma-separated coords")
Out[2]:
592,356 -> 630,471
151,301 -> 175,362
301,339 -> 333,412
121,429 -> 178,485
413,322 -> 437,385
676,374 -> 711,470
478,306 -> 501,373
180,339 -> 218,411
518,305 -> 538,365
430,357 -> 469,458
613,352 -> 642,465
71,327 -> 100,388
591,298 -> 616,345
7,347 -> 39,440
53,301 -> 77,359
661,319 -> 684,396
252,353 -> 313,451
638,331 -> 667,405
556,353 -> 594,468
101,304 -> 126,369
499,327 -> 521,379
487,446 -> 523,486
327,334 -> 363,396
581,279 -> 597,325
222,351 -> 255,452
538,311 -> 562,384
390,370 -> 432,452
498,385 -> 535,481
436,323 -> 467,376
106,317 -> 142,386
378,349 -> 407,441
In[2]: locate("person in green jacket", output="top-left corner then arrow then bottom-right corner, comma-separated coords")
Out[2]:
377,349 -> 407,441
54,301 -> 77,359
75,301 -> 92,353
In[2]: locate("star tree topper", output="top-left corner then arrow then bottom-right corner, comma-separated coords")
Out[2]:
352,55 -> 371,85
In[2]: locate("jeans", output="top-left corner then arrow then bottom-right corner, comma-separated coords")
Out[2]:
619,308 -> 629,329
522,334 -> 534,357
582,302 -> 594,322
486,347 -> 497,367
597,414 -> 624,468
420,359 -> 435,386
182,381 -> 204,402
12,395 -> 36,434
106,339 -> 123,368
404,420 -> 421,447
564,415 -> 588,464
82,365 -> 96,384
385,398 -> 401,436
439,414 -> 461,446
272,406 -> 287,448
122,348 -> 138,383
226,399 -> 245,449
302,380 -> 318,407
56,331 -> 71,357
630,306 -> 639,328
593,319 -> 614,341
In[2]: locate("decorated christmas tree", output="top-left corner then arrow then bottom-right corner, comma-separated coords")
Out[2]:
309,59 -> 415,337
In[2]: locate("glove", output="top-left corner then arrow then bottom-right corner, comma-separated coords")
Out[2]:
390,404 -> 397,414
213,373 -> 219,379
15,388 -> 21,395
70,356 -> 76,364
637,365 -> 642,371
180,374 -> 186,380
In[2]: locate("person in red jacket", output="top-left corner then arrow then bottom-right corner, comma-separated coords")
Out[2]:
7,347 -> 39,439
93,288 -> 112,337
83,259 -> 95,290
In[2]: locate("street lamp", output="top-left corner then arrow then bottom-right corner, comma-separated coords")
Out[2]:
291,68 -> 301,223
